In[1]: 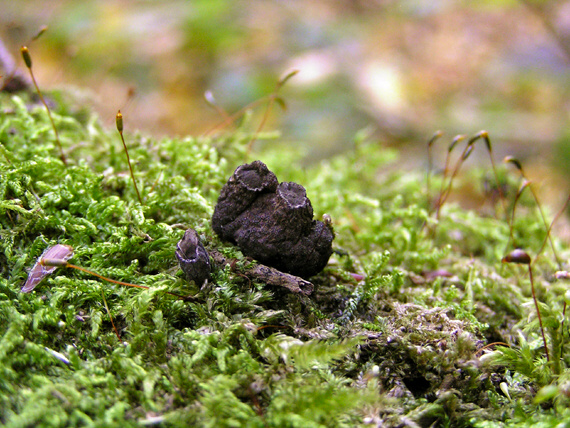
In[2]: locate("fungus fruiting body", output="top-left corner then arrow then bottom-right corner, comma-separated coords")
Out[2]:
212,161 -> 334,278
176,228 -> 211,285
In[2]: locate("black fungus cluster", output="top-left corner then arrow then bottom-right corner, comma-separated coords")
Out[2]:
212,161 -> 334,278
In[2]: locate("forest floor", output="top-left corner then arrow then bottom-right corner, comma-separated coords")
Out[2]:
1,88 -> 570,427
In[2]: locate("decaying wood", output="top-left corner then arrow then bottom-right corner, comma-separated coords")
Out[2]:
209,249 -> 314,296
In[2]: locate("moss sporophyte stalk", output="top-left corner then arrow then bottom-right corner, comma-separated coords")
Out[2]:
3,79 -> 570,426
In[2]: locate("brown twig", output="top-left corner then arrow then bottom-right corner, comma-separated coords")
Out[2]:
209,250 -> 314,296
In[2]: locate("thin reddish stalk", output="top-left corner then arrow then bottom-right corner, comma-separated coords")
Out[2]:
21,46 -> 66,165
528,264 -> 549,361
66,263 -> 186,299
116,111 -> 143,204
100,289 -> 121,340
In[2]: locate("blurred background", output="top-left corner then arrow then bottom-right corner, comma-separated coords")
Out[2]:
2,0 -> 570,189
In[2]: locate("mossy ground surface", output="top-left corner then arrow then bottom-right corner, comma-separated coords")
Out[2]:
1,91 -> 570,427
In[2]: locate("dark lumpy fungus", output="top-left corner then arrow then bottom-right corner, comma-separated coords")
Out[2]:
212,161 -> 334,279
176,228 -> 211,285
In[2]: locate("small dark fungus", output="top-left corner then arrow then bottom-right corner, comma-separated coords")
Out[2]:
212,161 -> 334,278
176,228 -> 211,285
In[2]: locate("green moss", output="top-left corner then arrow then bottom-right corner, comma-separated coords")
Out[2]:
1,90 -> 570,426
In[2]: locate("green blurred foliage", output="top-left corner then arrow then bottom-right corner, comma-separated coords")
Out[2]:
3,0 -> 570,176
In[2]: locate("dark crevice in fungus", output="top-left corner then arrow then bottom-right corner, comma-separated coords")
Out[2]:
212,161 -> 334,279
